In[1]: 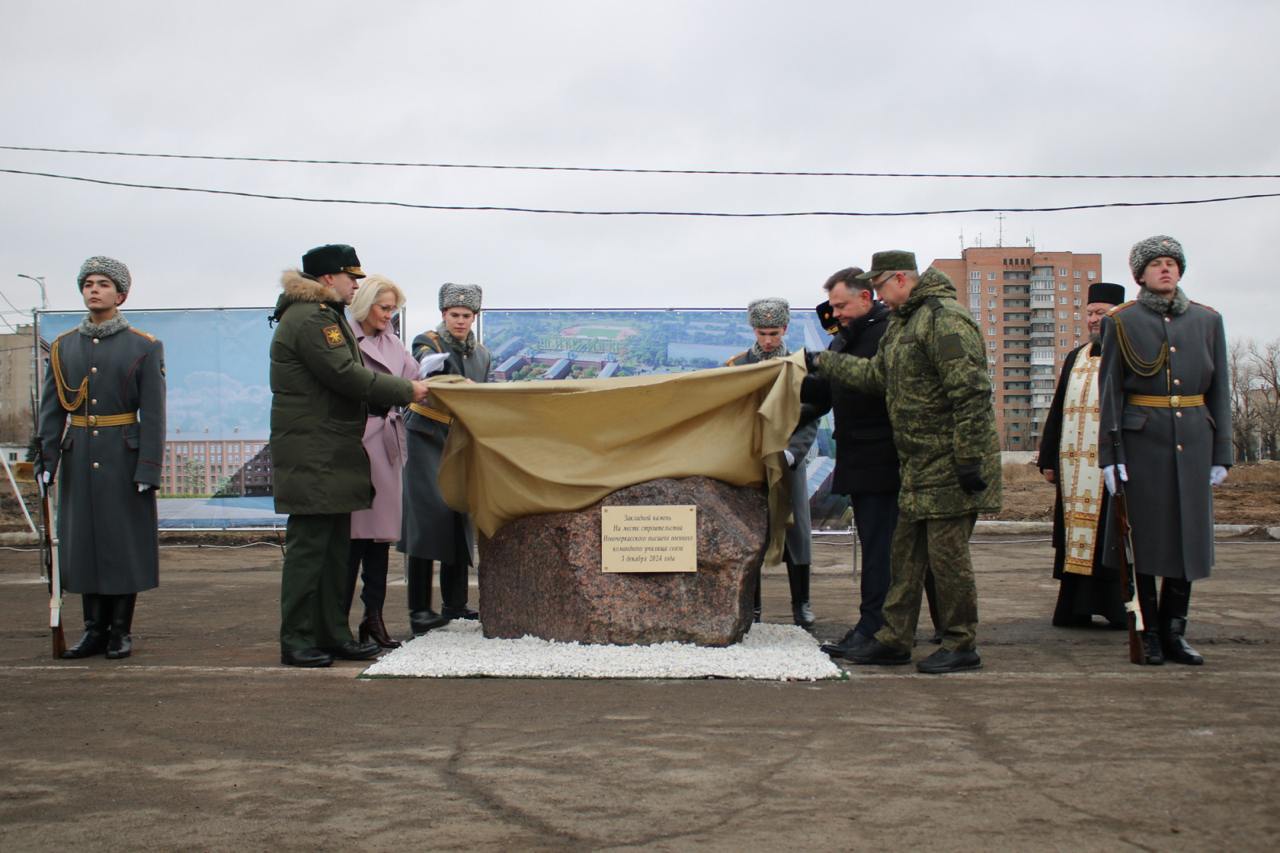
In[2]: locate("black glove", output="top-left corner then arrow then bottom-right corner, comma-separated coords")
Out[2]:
956,462 -> 987,494
803,348 -> 821,373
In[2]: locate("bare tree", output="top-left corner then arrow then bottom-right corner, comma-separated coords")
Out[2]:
1229,338 -> 1258,462
1250,338 -> 1280,461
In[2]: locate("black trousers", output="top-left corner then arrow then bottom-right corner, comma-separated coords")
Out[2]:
345,539 -> 390,615
850,491 -> 898,639
1136,574 -> 1192,628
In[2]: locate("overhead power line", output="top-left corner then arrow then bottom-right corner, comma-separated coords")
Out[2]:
2,144 -> 1279,180
3,168 -> 1280,218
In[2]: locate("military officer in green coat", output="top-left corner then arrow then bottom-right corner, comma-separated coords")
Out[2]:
38,256 -> 165,661
270,244 -> 431,668
808,250 -> 1001,674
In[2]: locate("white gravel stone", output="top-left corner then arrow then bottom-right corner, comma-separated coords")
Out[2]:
363,620 -> 843,681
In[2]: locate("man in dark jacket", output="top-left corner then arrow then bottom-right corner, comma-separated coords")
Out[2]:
38,256 -> 165,661
1098,235 -> 1231,666
805,267 -> 902,658
809,250 -> 1001,674
270,244 -> 430,668
1037,281 -> 1128,629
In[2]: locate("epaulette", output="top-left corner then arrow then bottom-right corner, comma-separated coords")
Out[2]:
129,327 -> 157,342
1190,300 -> 1219,314
725,351 -> 748,366
1107,301 -> 1138,316
415,330 -> 446,358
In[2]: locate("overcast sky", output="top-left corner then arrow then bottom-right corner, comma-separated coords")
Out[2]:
2,1 -> 1278,343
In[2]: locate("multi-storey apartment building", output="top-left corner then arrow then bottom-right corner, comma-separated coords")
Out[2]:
932,246 -> 1102,451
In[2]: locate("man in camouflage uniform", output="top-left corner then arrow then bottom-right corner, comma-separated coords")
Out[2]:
807,250 -> 1001,673
726,298 -> 818,627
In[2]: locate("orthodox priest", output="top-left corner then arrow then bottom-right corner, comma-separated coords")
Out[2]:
1036,282 -> 1127,629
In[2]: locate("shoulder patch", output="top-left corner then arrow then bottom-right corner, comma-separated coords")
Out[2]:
1108,301 -> 1137,316
1189,300 -> 1219,314
129,327 -> 157,342
322,324 -> 346,348
938,333 -> 966,361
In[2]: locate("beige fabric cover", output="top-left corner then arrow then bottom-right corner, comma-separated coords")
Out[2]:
427,352 -> 806,563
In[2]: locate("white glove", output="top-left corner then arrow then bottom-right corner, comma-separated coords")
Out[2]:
417,351 -> 450,378
41,470 -> 51,485
1102,463 -> 1128,496
1210,465 -> 1228,487
783,449 -> 795,468
137,483 -> 153,493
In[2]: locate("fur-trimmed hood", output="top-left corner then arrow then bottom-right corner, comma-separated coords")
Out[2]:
271,269 -> 343,323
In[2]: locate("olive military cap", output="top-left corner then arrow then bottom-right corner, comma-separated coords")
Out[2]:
855,250 -> 918,281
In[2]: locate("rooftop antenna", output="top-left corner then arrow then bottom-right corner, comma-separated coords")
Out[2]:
959,227 -> 965,254
996,212 -> 1006,248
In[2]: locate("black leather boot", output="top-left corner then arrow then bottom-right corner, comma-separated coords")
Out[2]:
752,566 -> 762,623
359,608 -> 402,649
1139,630 -> 1165,666
440,562 -> 478,620
106,594 -> 136,660
786,562 -> 815,629
407,557 -> 447,635
1161,617 -> 1204,665
62,594 -> 109,659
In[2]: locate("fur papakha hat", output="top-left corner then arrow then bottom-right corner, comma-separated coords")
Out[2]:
439,282 -> 482,312
1129,235 -> 1186,283
77,256 -> 132,294
748,297 -> 790,328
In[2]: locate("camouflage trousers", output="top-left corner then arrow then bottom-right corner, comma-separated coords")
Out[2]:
874,513 -> 979,653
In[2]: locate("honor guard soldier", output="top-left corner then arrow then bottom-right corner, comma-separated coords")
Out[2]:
270,244 -> 431,668
727,297 -> 818,628
1098,236 -> 1232,665
38,256 -> 166,660
400,283 -> 492,632
808,250 -> 1001,673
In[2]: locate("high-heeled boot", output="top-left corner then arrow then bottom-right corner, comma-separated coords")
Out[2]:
106,594 -> 136,660
359,608 -> 402,649
407,557 -> 447,635
62,594 -> 110,659
786,562 -> 815,629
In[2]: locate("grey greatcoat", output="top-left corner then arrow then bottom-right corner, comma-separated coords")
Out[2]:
1097,295 -> 1232,581
399,329 -> 491,566
37,319 -> 166,595
726,348 -> 817,565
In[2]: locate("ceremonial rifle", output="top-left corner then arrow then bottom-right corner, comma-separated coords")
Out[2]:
34,436 -> 66,659
1108,428 -> 1143,664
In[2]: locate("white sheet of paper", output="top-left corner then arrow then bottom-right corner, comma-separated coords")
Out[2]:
417,351 -> 450,379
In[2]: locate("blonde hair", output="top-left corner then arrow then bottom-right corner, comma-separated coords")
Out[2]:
349,274 -> 406,322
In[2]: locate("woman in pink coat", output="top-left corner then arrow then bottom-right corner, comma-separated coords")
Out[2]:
344,275 -> 419,648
